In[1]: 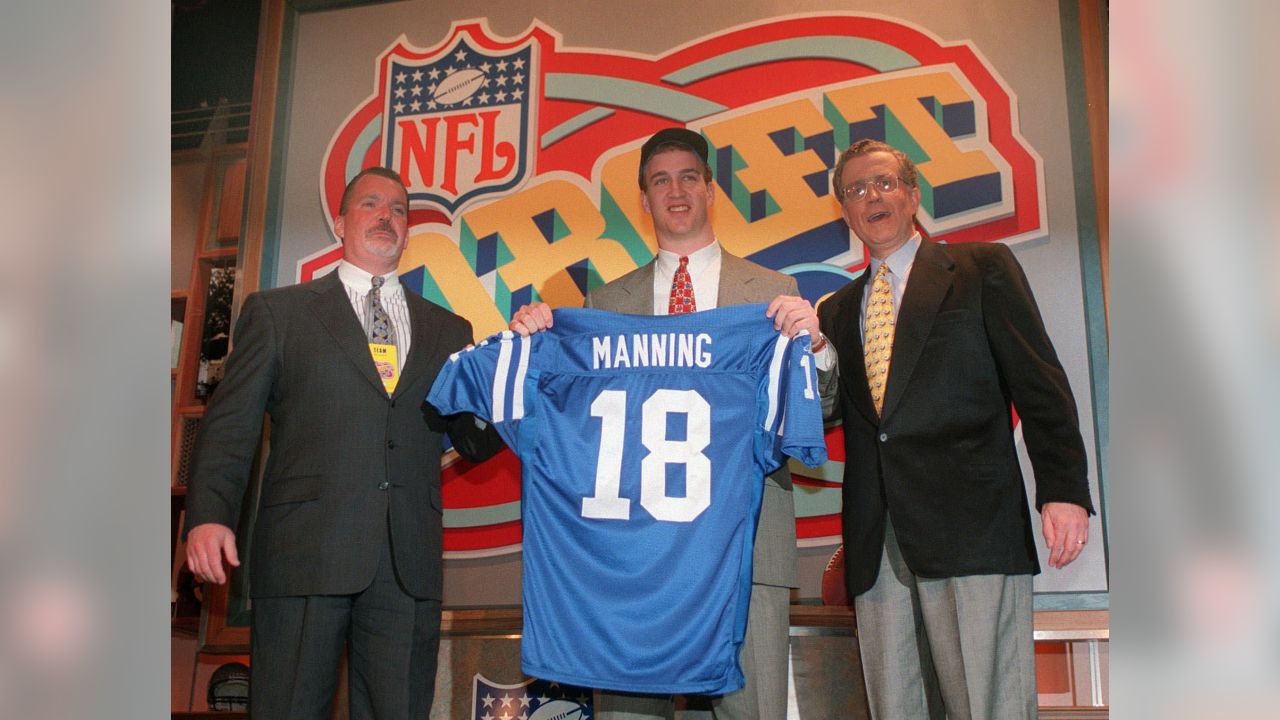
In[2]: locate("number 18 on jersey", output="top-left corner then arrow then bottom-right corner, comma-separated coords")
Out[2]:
427,304 -> 826,695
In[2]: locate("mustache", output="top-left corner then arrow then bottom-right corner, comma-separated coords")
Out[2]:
368,219 -> 396,235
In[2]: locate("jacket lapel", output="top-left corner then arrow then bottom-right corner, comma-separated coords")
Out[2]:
879,240 -> 954,419
394,292 -> 435,398
716,253 -> 758,307
308,271 -> 388,396
842,272 -> 880,425
616,262 -> 659,315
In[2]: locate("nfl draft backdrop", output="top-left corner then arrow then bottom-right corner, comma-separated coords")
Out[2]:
264,5 -> 1106,607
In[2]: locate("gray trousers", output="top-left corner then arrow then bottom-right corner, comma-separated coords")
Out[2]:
595,583 -> 791,720
854,519 -> 1037,720
249,538 -> 441,720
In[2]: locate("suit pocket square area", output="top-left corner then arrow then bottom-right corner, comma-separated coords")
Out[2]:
260,475 -> 323,507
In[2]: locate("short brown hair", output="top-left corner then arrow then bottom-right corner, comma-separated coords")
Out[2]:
831,139 -> 918,201
339,166 -> 409,215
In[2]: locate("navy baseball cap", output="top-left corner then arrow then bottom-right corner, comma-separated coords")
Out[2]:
638,128 -> 710,187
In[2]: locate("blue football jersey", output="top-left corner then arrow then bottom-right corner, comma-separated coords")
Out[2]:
428,304 -> 826,695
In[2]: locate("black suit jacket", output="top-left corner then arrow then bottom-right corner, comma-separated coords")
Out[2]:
818,240 -> 1094,597
185,271 -> 500,600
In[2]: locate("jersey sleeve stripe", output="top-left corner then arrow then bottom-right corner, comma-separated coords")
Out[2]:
492,331 -> 515,422
762,334 -> 789,431
512,334 -> 531,421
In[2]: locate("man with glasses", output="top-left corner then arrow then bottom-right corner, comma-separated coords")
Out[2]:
818,140 -> 1095,719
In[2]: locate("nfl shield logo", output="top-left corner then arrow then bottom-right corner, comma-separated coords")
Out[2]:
380,33 -> 538,215
471,673 -> 593,720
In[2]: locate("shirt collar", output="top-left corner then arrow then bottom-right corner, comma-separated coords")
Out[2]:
337,260 -> 401,294
869,233 -> 922,279
656,240 -> 721,276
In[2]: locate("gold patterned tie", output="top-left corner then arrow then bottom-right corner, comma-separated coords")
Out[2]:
863,263 -> 895,415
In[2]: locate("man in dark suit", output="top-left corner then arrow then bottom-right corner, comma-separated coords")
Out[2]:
184,167 -> 502,719
509,128 -> 837,720
818,139 -> 1095,719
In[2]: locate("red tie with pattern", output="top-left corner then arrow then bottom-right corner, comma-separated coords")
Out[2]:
668,256 -> 696,315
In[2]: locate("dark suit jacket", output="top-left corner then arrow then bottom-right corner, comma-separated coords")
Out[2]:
586,250 -> 836,589
185,271 -> 500,600
818,240 -> 1094,597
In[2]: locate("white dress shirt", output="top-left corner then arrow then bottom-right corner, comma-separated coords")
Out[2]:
650,242 -> 834,369
652,241 -> 723,314
860,234 -> 922,341
337,260 -> 412,371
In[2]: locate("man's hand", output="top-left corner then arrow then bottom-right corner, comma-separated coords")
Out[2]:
186,523 -> 240,585
509,302 -> 554,336
1041,502 -> 1089,569
766,295 -> 826,352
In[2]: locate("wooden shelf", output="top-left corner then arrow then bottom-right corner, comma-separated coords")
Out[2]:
171,142 -> 248,164
197,245 -> 239,261
172,615 -> 199,636
1039,709 -> 1108,719
1033,609 -> 1109,642
172,78 -> 250,720
790,604 -> 857,630
434,605 -> 863,636
441,607 -> 523,636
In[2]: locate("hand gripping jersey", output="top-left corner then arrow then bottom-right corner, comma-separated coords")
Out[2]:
428,304 -> 826,695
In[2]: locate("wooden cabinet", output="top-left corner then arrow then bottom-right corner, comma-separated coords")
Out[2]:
172,145 -> 252,714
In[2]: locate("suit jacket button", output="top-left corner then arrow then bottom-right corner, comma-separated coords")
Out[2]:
378,481 -> 390,490
879,433 -> 888,442
387,440 -> 396,449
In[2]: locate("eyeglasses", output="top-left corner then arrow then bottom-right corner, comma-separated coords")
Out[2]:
840,174 -> 906,202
